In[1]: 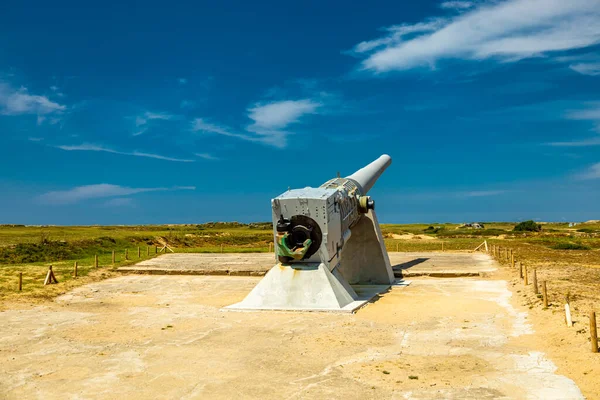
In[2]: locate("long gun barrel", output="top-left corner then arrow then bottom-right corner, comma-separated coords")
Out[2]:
345,154 -> 392,195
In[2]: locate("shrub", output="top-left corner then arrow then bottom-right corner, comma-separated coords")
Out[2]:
551,243 -> 591,250
423,226 -> 444,234
513,220 -> 542,232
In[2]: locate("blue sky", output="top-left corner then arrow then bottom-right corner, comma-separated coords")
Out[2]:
1,0 -> 599,224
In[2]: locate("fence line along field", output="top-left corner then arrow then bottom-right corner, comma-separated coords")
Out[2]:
0,221 -> 599,306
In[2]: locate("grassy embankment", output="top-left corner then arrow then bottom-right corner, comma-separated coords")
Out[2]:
0,221 -> 599,303
0,223 -> 273,302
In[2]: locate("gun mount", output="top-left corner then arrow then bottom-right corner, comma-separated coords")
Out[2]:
226,155 -> 395,313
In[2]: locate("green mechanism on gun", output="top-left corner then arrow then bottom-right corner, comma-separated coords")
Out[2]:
276,233 -> 312,260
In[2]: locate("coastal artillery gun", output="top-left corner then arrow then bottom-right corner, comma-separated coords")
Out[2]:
227,155 -> 395,312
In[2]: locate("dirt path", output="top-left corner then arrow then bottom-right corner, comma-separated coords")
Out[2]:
0,252 -> 590,399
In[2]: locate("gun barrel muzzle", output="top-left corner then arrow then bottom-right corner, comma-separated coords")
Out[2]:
345,154 -> 392,194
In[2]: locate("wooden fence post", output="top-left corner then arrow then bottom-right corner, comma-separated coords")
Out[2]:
511,251 -> 515,269
155,246 -> 158,254
565,295 -> 573,327
94,254 -> 98,268
147,246 -> 150,256
542,281 -> 548,308
269,242 -> 273,252
524,264 -> 528,285
591,311 -> 598,353
112,250 -> 115,264
74,261 -> 78,277
138,247 -> 141,258
519,262 -> 523,279
442,241 -> 444,252
221,244 -> 224,253
125,249 -> 129,260
18,272 -> 22,291
532,268 -> 538,294
44,265 -> 58,285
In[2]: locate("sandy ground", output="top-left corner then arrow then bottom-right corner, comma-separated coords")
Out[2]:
389,234 -> 437,240
0,252 -> 592,399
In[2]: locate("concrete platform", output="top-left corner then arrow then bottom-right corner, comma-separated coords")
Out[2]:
390,252 -> 497,277
118,253 -> 275,275
0,275 -> 583,399
118,252 -> 497,278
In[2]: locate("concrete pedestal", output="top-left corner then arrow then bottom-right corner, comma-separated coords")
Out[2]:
225,263 -> 390,313
226,211 -> 395,313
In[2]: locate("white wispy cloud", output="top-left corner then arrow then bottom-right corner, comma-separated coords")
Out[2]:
178,78 -> 187,85
546,102 -> 600,146
547,137 -> 600,147
191,119 -> 245,139
353,0 -> 600,73
569,62 -> 600,76
0,82 -> 66,116
554,53 -> 600,76
458,190 -> 507,197
246,99 -> 320,146
39,184 -> 196,205
194,152 -> 219,160
131,111 -> 176,136
48,85 -> 65,97
554,53 -> 599,63
247,100 -> 320,131
567,103 -> 600,121
577,162 -> 600,179
391,188 -> 509,201
353,20 -> 444,54
192,99 -> 321,148
440,1 -> 474,10
135,111 -> 174,127
55,143 -> 195,162
191,118 -> 264,146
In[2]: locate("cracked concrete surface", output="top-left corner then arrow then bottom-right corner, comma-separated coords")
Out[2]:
118,252 -> 496,278
0,253 -> 583,399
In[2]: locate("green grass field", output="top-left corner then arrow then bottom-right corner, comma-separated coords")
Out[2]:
1,221 -> 599,302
